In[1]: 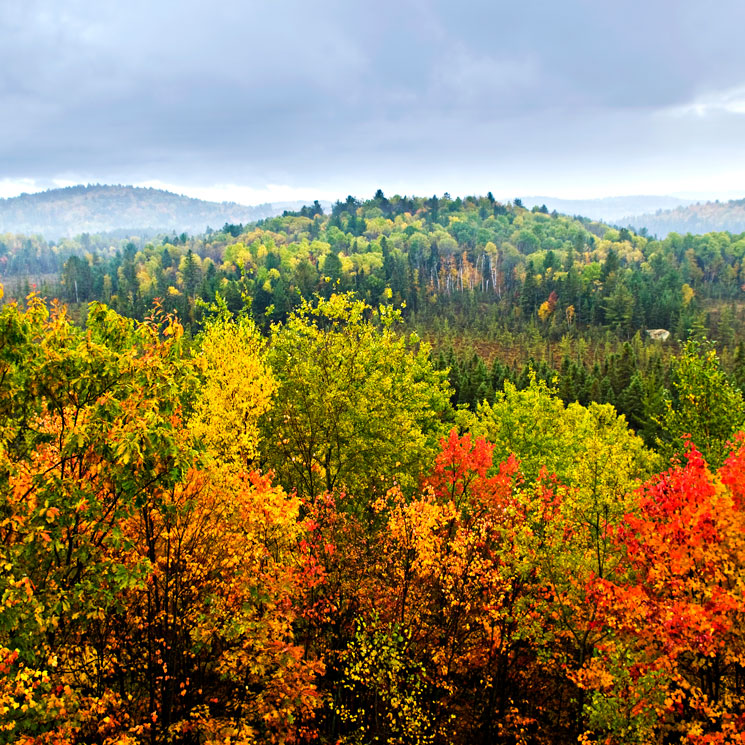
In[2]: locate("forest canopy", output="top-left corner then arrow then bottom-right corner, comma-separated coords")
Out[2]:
0,286 -> 744,743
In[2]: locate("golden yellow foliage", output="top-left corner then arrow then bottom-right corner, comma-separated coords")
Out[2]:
190,316 -> 276,467
537,300 -> 552,321
681,281 -> 695,307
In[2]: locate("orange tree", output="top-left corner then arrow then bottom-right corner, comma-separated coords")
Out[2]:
302,430 -> 565,745
0,298 -> 322,743
109,467 -> 322,744
578,439 -> 745,744
0,296 -> 197,741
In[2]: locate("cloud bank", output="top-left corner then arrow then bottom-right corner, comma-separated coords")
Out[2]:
3,0 -> 745,201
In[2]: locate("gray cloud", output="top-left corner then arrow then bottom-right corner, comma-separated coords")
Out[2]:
3,0 -> 745,198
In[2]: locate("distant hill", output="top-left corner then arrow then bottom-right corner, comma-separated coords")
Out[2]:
0,184 -> 324,239
623,198 -> 745,237
520,195 -> 694,223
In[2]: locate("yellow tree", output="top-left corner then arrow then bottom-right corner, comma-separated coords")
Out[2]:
189,313 -> 275,468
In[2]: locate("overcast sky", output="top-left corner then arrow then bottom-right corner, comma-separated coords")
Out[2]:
2,0 -> 745,204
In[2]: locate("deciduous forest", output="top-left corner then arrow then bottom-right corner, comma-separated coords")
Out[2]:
2,194 -> 745,743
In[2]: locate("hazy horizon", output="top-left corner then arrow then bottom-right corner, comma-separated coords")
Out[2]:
0,180 -> 739,210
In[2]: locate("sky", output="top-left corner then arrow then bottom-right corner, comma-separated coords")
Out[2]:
3,0 -> 745,205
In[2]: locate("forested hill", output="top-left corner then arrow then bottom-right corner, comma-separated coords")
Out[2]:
624,197 -> 745,237
8,191 -> 745,352
0,184 -> 315,239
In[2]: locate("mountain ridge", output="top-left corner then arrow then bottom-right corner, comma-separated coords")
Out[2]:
6,184 -> 745,241
0,183 -> 323,239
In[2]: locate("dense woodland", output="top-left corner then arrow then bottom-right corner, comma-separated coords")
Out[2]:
7,192 -> 745,340
2,193 -> 745,743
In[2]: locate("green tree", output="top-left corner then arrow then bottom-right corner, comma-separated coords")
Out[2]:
457,374 -> 656,488
602,281 -> 635,332
180,248 -> 201,297
321,250 -> 343,297
657,339 -> 745,467
260,293 -> 452,505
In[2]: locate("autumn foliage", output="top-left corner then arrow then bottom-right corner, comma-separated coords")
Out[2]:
0,297 -> 319,743
577,441 -> 745,743
2,292 -> 745,743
